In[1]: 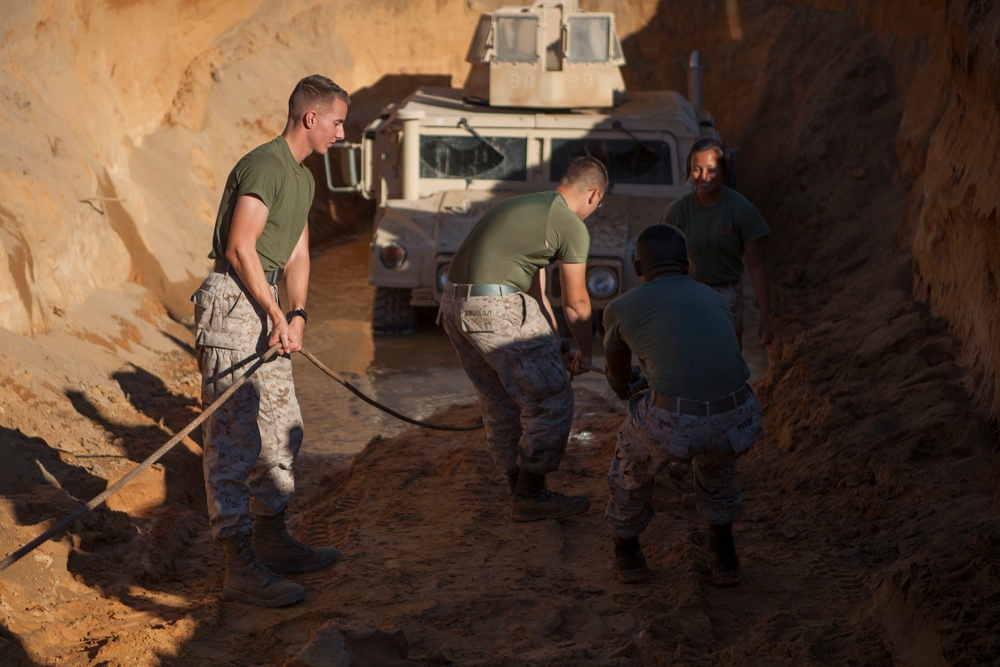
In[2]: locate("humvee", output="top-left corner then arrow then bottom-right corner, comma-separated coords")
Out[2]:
326,0 -> 726,334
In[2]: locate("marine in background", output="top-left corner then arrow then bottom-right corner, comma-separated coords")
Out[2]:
660,138 -> 773,350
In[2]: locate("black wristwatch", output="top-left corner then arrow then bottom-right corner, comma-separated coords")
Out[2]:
285,309 -> 308,324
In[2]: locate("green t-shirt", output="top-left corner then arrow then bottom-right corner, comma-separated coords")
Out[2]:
448,191 -> 590,292
659,187 -> 769,284
210,136 -> 315,271
602,274 -> 749,400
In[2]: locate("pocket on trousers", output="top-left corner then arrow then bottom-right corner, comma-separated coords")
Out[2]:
192,285 -> 245,350
727,405 -> 763,453
460,306 -> 500,333
509,343 -> 567,400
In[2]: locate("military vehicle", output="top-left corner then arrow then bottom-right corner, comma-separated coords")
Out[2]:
326,0 -> 727,334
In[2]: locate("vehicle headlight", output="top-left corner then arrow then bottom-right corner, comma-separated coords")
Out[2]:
436,262 -> 450,293
379,242 -> 407,269
586,266 -> 619,300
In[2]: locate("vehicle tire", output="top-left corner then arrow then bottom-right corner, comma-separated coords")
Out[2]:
372,287 -> 416,335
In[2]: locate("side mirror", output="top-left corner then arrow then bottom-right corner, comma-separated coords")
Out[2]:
323,144 -> 362,192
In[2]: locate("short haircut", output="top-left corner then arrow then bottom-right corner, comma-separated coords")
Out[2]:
288,75 -> 350,120
685,137 -> 726,181
560,156 -> 609,192
636,224 -> 688,272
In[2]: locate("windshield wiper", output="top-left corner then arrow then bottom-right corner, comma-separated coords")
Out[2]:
458,118 -> 503,157
611,120 -> 662,160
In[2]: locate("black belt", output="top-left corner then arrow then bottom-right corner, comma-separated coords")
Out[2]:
449,283 -> 518,297
708,279 -> 740,288
213,259 -> 280,286
650,384 -> 751,417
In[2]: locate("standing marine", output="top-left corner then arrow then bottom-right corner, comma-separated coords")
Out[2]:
192,74 -> 350,607
660,137 -> 773,349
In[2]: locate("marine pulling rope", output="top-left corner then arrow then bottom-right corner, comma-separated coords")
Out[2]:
0,344 -> 481,573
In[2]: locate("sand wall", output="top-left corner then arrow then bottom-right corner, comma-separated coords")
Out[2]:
0,0 -> 996,418
845,0 -> 999,420
619,0 -> 999,420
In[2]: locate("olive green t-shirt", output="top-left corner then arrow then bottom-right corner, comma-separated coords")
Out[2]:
448,191 -> 590,292
210,136 -> 315,271
659,187 -> 769,285
602,274 -> 749,400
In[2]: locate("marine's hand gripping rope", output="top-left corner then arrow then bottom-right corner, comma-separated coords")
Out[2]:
0,345 -> 481,574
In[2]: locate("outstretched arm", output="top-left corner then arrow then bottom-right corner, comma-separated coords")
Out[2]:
558,261 -> 593,375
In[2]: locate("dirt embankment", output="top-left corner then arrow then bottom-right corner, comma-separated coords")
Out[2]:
0,1 -> 998,666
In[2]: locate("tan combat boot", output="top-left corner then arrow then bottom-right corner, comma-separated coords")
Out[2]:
221,533 -> 305,608
252,513 -> 341,574
510,469 -> 590,522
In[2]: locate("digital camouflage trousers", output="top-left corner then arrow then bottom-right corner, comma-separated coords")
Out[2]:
606,388 -> 763,538
191,272 -> 303,540
439,289 -> 573,476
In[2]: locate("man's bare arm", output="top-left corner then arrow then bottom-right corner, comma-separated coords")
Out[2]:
225,194 -> 291,352
528,269 -> 559,338
558,261 -> 593,373
604,343 -> 634,400
744,238 -> 773,346
280,224 -> 311,353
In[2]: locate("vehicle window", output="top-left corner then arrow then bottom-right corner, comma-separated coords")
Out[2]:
551,138 -> 672,185
494,15 -> 538,63
420,135 -> 528,181
566,16 -> 613,63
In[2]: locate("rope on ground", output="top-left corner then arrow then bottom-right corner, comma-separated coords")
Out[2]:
297,348 -> 483,432
0,343 -> 282,574
0,343 -> 483,573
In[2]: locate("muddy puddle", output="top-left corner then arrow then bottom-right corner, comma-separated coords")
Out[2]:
295,236 -> 769,456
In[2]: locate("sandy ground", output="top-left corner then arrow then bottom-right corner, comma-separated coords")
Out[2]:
0,214 -> 997,666
0,2 -> 998,666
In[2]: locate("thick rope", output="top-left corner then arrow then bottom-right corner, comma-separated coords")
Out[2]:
297,349 -> 482,431
0,343 -> 282,573
0,343 -> 482,573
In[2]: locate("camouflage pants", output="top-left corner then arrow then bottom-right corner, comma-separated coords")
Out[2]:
714,282 -> 745,344
606,388 -> 762,538
439,289 -> 573,475
191,272 -> 303,540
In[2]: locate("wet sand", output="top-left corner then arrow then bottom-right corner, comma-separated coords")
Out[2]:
295,236 -> 768,455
